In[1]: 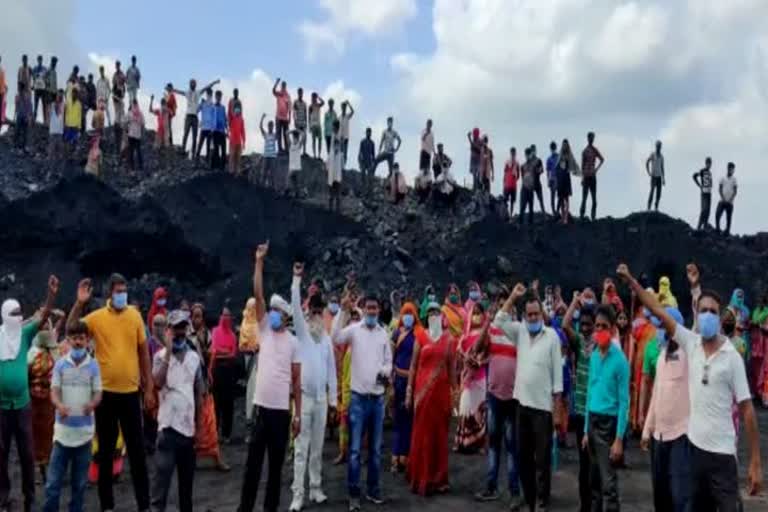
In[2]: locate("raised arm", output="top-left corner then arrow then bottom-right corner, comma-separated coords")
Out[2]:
291,263 -> 309,344
272,78 -> 280,96
152,330 -> 172,389
259,113 -> 266,136
563,291 -> 581,343
39,275 -> 60,329
347,102 -> 355,117
148,95 -> 155,114
66,278 -> 92,333
201,79 -> 220,92
493,283 -> 527,341
252,242 -> 269,323
616,264 -> 677,338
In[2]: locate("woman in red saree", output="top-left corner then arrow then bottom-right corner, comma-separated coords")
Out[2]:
406,302 -> 456,495
629,300 -> 656,432
453,300 -> 488,454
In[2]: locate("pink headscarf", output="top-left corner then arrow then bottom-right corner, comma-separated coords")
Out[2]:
211,314 -> 237,356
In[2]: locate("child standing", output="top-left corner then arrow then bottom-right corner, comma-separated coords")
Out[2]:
43,321 -> 102,512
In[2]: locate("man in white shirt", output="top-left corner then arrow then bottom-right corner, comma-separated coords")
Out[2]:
238,243 -> 302,512
617,263 -> 762,511
339,101 -> 355,166
716,162 -> 738,236
125,55 -> 141,104
289,264 -> 337,512
150,310 -> 203,512
332,292 -> 393,512
645,140 -> 665,212
493,283 -> 563,512
173,77 -> 220,158
95,66 -> 111,127
373,117 -> 402,178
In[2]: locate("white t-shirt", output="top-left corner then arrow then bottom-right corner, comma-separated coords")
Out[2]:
154,348 -> 202,438
289,138 -> 303,172
421,129 -> 435,154
340,112 -> 352,139
327,136 -> 343,185
648,152 -> 664,178
719,176 -> 737,203
49,106 -> 64,135
673,325 -> 751,455
185,90 -> 201,116
381,128 -> 399,154
253,318 -> 300,411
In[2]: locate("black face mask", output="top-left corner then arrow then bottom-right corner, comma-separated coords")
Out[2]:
722,323 -> 736,336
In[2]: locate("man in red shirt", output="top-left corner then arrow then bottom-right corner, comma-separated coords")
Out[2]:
580,132 -> 605,221
503,147 -> 519,222
164,83 -> 177,145
272,78 -> 291,154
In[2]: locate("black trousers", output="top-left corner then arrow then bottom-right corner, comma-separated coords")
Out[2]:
182,114 -> 198,156
276,119 -> 289,153
329,182 -> 341,212
648,176 -> 662,210
504,188 -> 517,219
651,435 -> 691,512
212,131 -> 226,170
128,137 -> 143,170
517,406 -> 552,511
196,129 -> 213,162
534,179 -> 546,213
697,193 -> 711,230
519,187 -> 535,224
14,119 -> 29,149
690,443 -> 739,512
715,201 -> 734,235
548,180 -> 558,214
212,357 -> 237,439
238,406 -> 291,512
95,391 -> 149,511
587,413 -> 619,512
0,406 -> 35,511
580,175 -> 597,219
151,428 -> 195,512
373,152 -> 395,177
572,415 -> 591,512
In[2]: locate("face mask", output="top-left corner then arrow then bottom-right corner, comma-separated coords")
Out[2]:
472,314 -> 484,326
402,314 -> 415,329
594,329 -> 612,349
329,303 -> 340,315
364,314 -> 378,328
427,294 -> 436,303
428,316 -> 443,340
469,291 -> 481,302
449,294 -> 460,305
157,299 -> 167,307
527,320 -> 543,335
268,310 -> 283,331
722,323 -> 735,337
583,299 -> 596,306
573,309 -> 581,320
172,338 -> 187,353
308,319 -> 325,342
698,312 -> 720,340
656,329 -> 667,347
112,292 -> 128,310
70,347 -> 87,360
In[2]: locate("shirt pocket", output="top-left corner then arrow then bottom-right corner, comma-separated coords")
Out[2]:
662,359 -> 686,382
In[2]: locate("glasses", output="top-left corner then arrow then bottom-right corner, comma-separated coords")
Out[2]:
702,363 -> 710,385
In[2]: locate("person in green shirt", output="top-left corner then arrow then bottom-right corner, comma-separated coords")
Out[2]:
0,275 -> 59,512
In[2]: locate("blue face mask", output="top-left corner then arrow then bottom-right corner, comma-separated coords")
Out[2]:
112,292 -> 128,310
402,314 -> 415,328
364,314 -> 378,328
656,329 -> 667,347
172,338 -> 187,353
329,303 -> 340,315
527,320 -> 543,335
70,347 -> 87,360
698,312 -> 720,340
469,291 -> 481,301
157,299 -> 167,307
268,310 -> 283,331
583,299 -> 596,306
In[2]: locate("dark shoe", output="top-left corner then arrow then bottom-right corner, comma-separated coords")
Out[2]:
474,489 -> 499,502
509,496 -> 524,511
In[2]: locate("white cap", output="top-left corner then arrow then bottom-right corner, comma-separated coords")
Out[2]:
270,294 -> 292,317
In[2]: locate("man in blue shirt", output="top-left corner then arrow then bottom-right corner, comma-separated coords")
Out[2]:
211,90 -> 228,170
582,304 -> 629,512
357,127 -> 376,194
546,141 -> 559,214
195,89 -> 215,166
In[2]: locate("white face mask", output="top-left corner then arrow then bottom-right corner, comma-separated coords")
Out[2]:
308,317 -> 325,343
428,315 -> 443,341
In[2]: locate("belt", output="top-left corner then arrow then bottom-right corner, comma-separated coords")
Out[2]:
351,391 -> 384,400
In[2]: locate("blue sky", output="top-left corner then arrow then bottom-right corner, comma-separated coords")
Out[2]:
3,0 -> 768,233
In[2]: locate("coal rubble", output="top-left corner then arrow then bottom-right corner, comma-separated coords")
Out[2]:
1,124 -> 767,317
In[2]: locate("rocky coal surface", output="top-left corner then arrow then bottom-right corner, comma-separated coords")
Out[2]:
2,124 -> 767,315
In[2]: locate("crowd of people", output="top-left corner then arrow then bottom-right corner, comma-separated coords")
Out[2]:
0,53 -> 743,231
1,249 -> 766,512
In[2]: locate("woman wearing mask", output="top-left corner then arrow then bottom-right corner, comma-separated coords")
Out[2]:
390,303 -> 420,473
453,300 -> 489,454
146,287 -> 168,328
616,310 -> 631,355
333,306 -> 361,465
210,308 -> 238,444
189,304 -> 229,471
630,301 -> 656,433
405,302 -> 457,495
442,284 -> 465,339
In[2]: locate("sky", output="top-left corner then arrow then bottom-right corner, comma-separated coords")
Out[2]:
2,0 -> 768,233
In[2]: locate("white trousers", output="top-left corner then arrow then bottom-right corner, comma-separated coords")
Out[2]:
291,393 -> 328,498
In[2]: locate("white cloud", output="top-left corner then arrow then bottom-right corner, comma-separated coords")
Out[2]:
300,0 -> 417,60
589,3 -> 668,71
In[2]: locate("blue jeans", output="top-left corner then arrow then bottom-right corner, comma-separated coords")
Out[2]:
486,394 -> 520,495
347,392 -> 384,499
651,435 -> 691,512
43,441 -> 91,512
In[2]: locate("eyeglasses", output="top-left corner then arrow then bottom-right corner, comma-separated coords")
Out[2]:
702,363 -> 710,385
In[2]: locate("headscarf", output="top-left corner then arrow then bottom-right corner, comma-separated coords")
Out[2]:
395,302 -> 424,349
0,299 -> 23,361
442,284 -> 465,338
239,297 -> 260,351
729,289 -> 750,327
147,287 -> 168,327
657,276 -> 678,308
211,314 -> 237,356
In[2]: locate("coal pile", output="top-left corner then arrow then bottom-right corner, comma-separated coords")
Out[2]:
1,124 -> 766,316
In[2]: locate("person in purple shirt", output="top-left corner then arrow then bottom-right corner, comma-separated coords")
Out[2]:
546,141 -> 560,215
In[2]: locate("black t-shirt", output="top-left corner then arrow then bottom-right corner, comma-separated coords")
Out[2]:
697,168 -> 713,193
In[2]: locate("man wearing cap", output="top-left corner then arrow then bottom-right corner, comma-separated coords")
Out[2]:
150,310 -> 203,512
238,243 -> 302,512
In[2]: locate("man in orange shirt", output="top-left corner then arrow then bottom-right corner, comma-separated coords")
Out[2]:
164,83 -> 177,145
272,78 -> 291,154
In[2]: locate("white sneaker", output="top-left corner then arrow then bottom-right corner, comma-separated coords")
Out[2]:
309,490 -> 328,504
289,495 -> 304,512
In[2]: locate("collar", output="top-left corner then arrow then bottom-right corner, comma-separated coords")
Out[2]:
66,352 -> 91,367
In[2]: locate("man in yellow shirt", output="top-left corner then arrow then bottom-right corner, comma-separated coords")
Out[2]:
63,81 -> 82,158
66,273 -> 153,512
